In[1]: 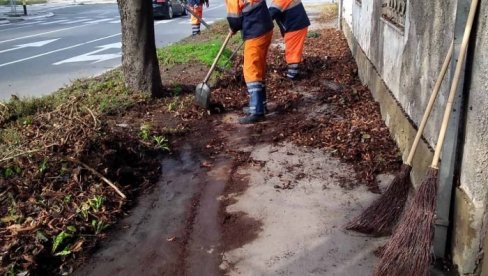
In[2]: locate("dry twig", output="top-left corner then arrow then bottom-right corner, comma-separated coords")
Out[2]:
66,157 -> 127,199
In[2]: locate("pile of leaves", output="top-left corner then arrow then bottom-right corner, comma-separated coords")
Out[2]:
0,88 -> 162,274
211,29 -> 402,191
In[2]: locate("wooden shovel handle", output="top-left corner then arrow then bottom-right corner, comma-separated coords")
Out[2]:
406,43 -> 453,165
203,31 -> 233,83
431,0 -> 479,168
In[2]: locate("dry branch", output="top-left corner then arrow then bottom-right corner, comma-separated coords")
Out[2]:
66,157 -> 127,199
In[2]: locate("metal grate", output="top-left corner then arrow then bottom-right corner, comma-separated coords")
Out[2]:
382,0 -> 407,30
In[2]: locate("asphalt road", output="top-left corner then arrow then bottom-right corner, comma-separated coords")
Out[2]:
0,2 -> 226,100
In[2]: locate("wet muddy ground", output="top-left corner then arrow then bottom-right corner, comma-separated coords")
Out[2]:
1,8 -> 405,276
75,15 -> 403,275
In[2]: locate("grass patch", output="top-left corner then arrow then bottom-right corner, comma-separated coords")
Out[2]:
157,39 -> 233,67
0,70 -> 140,127
0,0 -> 47,5
158,20 -> 244,68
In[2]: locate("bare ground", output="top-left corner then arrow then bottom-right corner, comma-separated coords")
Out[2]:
74,15 -> 402,276
1,9 -> 405,276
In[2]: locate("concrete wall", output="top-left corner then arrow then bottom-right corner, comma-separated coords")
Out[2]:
341,0 -> 456,183
453,2 -> 488,274
340,0 -> 488,274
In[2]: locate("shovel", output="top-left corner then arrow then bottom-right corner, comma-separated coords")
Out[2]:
195,31 -> 233,108
216,40 -> 244,72
184,5 -> 210,29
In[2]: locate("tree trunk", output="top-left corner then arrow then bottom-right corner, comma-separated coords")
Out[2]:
117,0 -> 166,97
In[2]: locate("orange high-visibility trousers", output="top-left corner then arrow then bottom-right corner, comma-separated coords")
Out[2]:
284,27 -> 308,64
243,31 -> 273,83
191,5 -> 203,25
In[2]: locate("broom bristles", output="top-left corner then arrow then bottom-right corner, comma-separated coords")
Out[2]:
345,164 -> 412,236
374,167 -> 439,276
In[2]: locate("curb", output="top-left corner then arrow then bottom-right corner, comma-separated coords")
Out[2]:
0,11 -> 54,23
23,11 -> 55,20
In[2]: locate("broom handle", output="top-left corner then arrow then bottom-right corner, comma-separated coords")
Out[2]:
203,31 -> 233,83
405,43 -> 453,165
431,0 -> 479,169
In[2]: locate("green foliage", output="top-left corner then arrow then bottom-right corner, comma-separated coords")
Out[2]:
157,40 -> 232,67
38,158 -> 48,174
3,166 -> 21,178
167,98 -> 179,112
36,231 -> 48,242
21,116 -> 33,126
153,136 -> 170,151
77,202 -> 90,220
0,70 -> 132,129
172,84 -> 183,96
88,196 -> 104,211
307,31 -> 320,38
0,129 -> 21,146
52,226 -> 76,254
91,219 -> 108,234
63,195 -> 72,203
139,123 -> 152,141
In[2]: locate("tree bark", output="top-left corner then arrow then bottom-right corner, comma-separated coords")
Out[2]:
117,0 -> 166,97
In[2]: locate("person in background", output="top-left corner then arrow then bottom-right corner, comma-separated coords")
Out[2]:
269,0 -> 310,80
225,0 -> 274,124
189,0 -> 209,36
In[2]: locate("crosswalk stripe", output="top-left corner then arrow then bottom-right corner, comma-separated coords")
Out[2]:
86,18 -> 112,24
60,19 -> 92,24
40,19 -> 70,25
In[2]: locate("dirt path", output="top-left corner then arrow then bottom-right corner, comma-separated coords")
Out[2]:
75,100 -> 393,276
75,13 -> 402,276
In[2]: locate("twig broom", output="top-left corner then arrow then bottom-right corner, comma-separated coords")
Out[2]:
345,44 -> 454,236
374,0 -> 479,274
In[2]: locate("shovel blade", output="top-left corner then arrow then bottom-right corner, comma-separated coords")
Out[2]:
195,82 -> 211,108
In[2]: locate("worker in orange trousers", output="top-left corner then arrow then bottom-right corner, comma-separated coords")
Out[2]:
189,0 -> 209,36
225,0 -> 274,124
269,0 -> 310,80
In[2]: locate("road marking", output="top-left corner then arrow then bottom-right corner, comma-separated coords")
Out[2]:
108,20 -> 121,24
205,4 -> 224,11
54,42 -> 121,65
60,19 -> 92,24
40,19 -> 70,25
155,18 -> 176,25
0,19 -> 114,45
0,38 -> 59,54
0,33 -> 120,68
0,24 -> 88,44
86,18 -> 112,24
0,20 -> 45,32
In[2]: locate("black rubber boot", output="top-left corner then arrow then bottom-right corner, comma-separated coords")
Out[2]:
240,82 -> 266,124
287,63 -> 299,80
242,106 -> 269,114
238,114 -> 265,124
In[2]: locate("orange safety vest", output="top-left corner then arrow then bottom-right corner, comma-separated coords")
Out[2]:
269,0 -> 310,32
225,0 -> 273,39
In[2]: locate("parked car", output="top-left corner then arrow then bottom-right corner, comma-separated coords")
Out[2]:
153,0 -> 187,19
